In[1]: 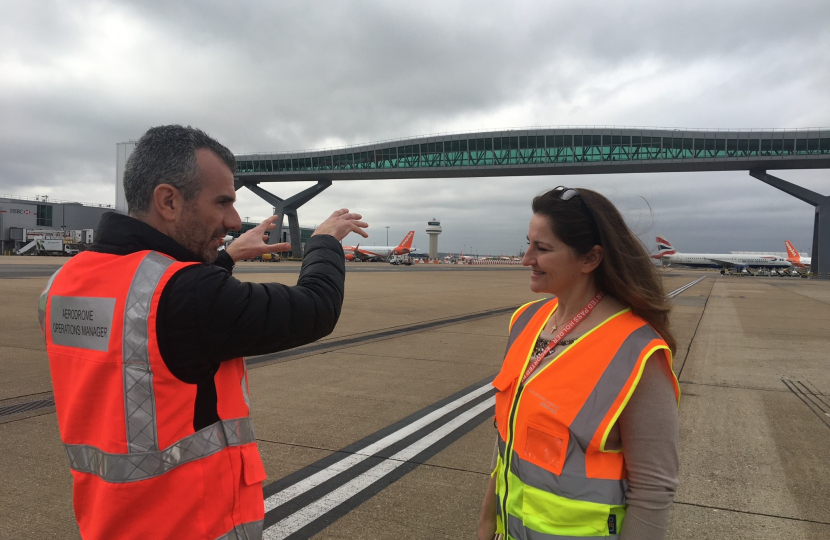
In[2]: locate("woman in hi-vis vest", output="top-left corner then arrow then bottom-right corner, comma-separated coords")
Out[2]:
478,187 -> 680,540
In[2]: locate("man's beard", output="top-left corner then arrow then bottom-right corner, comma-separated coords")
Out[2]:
175,211 -> 226,264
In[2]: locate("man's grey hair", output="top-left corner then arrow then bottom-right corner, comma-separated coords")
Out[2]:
123,125 -> 236,215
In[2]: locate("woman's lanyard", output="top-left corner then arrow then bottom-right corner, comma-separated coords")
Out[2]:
521,291 -> 605,384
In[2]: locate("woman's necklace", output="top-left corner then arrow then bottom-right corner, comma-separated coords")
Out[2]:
549,315 -> 562,332
547,293 -> 599,332
549,300 -> 584,331
531,337 -> 575,359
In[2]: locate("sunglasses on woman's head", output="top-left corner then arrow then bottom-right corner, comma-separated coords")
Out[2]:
551,186 -> 581,201
550,186 -> 602,245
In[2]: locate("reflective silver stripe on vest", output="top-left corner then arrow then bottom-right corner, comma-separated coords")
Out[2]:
241,359 -> 251,409
507,514 -> 619,540
123,251 -> 174,453
214,519 -> 263,540
509,449 -> 626,505
504,299 -> 550,355
562,324 -> 661,477
65,417 -> 256,483
38,267 -> 63,335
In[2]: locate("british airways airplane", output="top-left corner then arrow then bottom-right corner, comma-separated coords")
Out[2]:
652,236 -> 792,271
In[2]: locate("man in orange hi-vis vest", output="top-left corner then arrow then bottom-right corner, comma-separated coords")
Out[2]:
39,125 -> 369,540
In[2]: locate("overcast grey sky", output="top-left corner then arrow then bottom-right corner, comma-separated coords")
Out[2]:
2,0 -> 829,255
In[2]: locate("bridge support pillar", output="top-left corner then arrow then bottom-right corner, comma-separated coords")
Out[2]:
235,180 -> 332,258
749,170 -> 830,278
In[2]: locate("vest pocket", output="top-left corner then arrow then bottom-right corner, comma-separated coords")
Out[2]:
491,370 -> 515,394
522,421 -> 569,476
240,444 -> 267,486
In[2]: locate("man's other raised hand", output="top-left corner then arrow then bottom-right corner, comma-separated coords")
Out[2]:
312,209 -> 369,241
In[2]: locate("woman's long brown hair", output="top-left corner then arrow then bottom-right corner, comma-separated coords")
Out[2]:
532,188 -> 676,353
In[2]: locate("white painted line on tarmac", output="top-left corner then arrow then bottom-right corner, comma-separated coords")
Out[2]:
263,397 -> 495,540
263,383 -> 493,512
666,276 -> 706,299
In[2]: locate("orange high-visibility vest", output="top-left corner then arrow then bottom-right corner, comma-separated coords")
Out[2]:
492,298 -> 679,539
40,251 -> 266,540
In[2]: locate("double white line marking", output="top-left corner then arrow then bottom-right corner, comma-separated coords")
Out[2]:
262,277 -> 706,539
666,276 -> 706,298
262,384 -> 494,539
264,383 -> 491,513
264,395 -> 494,539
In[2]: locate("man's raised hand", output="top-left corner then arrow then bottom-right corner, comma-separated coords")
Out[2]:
312,209 -> 369,241
225,214 -> 291,263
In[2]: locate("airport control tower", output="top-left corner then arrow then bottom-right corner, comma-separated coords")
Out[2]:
426,219 -> 442,260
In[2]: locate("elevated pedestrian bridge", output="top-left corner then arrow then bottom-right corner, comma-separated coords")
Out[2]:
234,127 -> 830,182
231,127 -> 830,276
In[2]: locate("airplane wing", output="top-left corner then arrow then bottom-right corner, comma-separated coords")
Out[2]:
353,245 -> 368,261
354,246 -> 383,262
706,258 -> 737,268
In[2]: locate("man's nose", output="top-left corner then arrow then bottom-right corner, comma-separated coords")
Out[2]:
227,206 -> 242,232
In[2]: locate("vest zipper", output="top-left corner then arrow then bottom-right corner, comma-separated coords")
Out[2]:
501,380 -> 525,532
500,300 -> 558,534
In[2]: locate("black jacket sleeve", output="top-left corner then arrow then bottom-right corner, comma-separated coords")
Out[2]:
156,234 -> 345,383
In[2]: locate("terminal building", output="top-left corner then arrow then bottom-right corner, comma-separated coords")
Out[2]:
1,191 -> 313,258
0,195 -> 112,255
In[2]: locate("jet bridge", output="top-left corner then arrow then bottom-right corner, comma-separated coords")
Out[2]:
230,127 -> 829,273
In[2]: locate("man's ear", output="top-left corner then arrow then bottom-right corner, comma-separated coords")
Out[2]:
152,184 -> 182,222
582,245 -> 603,274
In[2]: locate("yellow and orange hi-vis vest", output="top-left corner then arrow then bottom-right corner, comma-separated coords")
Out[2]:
40,251 -> 266,540
492,298 -> 680,539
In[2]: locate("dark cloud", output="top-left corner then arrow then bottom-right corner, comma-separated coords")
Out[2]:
1,0 -> 828,254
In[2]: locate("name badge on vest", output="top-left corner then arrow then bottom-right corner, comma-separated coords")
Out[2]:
608,514 -> 617,535
50,296 -> 116,352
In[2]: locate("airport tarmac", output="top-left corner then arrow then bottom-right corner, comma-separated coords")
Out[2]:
1,259 -> 828,540
0,257 -> 525,278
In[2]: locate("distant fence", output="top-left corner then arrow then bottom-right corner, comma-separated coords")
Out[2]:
466,259 -> 522,265
412,258 -> 522,265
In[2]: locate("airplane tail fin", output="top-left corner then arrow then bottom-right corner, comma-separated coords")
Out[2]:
785,240 -> 800,261
653,236 -> 677,258
398,231 -> 415,250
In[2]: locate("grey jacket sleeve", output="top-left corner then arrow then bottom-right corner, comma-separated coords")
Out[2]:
156,234 -> 345,383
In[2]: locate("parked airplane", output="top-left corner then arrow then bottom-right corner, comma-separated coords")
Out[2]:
785,241 -> 811,269
652,236 -> 792,271
344,231 -> 417,262
443,251 -> 480,263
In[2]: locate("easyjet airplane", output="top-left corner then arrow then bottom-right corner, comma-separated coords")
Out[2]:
344,231 -> 417,262
651,236 -> 792,270
785,240 -> 811,268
